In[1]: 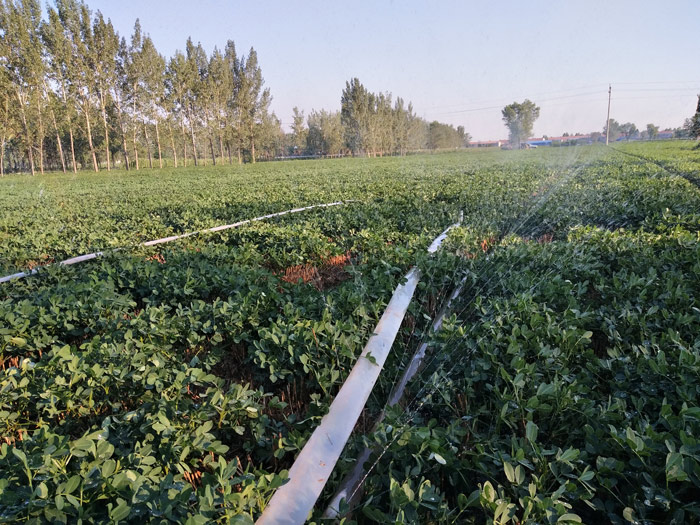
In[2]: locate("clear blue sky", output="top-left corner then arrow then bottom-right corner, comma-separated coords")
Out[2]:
82,0 -> 699,140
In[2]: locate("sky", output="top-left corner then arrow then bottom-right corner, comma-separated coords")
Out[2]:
81,0 -> 700,140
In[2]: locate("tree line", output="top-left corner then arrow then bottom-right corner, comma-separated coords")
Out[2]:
0,0 -> 472,175
0,0 -> 281,175
290,89 -> 470,159
265,78 -> 471,159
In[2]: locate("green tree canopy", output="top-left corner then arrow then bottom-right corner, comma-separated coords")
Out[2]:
689,95 -> 700,139
604,118 -> 622,142
501,99 -> 540,149
646,123 -> 659,140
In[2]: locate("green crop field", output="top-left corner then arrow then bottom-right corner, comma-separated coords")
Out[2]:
1,142 -> 699,524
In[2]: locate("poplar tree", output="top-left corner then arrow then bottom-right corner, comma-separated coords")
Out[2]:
57,0 -> 99,171
689,95 -> 700,139
291,107 -> 307,154
341,78 -> 371,156
1,0 -> 43,175
91,11 -> 119,170
139,35 -> 165,168
185,38 -> 206,166
207,47 -> 232,165
0,64 -> 11,176
307,109 -> 343,156
165,51 -> 192,167
113,37 -> 130,169
43,5 -> 78,172
123,19 -> 145,169
235,47 -> 270,163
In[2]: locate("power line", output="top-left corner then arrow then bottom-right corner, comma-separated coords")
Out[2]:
432,91 -> 605,116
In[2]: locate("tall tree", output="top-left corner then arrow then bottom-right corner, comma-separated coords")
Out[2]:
206,47 -> 233,165
185,38 -> 207,166
307,109 -> 343,156
290,106 -> 307,154
341,78 -> 372,156
43,5 -> 79,172
619,122 -> 638,140
57,0 -> 99,171
0,63 -> 12,176
235,47 -> 270,163
165,50 -> 193,167
139,35 -> 165,168
222,40 -> 238,164
689,95 -> 700,139
501,99 -> 540,149
646,123 -> 659,140
91,11 -> 119,170
0,0 -> 43,175
604,118 -> 622,142
113,36 -> 131,169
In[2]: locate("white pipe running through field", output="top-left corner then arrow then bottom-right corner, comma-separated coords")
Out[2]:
257,220 -> 461,525
0,201 -> 348,284
323,275 -> 468,518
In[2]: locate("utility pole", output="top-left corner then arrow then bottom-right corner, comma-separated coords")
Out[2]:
605,84 -> 612,145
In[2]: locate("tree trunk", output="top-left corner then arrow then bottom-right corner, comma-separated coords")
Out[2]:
82,95 -> 99,172
189,114 -> 198,166
209,135 -> 216,165
155,120 -> 163,169
251,137 -> 255,164
0,99 -> 6,176
100,94 -> 110,171
143,120 -> 153,169
49,105 -> 66,173
226,141 -> 232,164
37,105 -> 45,174
113,91 -> 130,170
187,103 -> 197,166
59,82 -> 77,172
168,121 -> 177,168
132,97 -> 139,170
68,123 -> 77,173
16,91 -> 35,176
237,145 -> 242,164
180,117 -> 188,167
218,129 -> 224,161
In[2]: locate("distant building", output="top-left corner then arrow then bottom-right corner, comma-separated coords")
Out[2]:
549,135 -> 593,144
525,138 -> 553,147
468,140 -> 506,148
657,129 -> 674,139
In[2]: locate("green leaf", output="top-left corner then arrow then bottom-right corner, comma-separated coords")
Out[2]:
504,462 -> 515,483
63,475 -> 81,495
9,336 -> 27,347
481,481 -> 495,503
102,460 -> 117,478
558,448 -> 579,463
11,447 -> 27,464
35,482 -> 49,499
622,507 -> 638,523
110,500 -> 131,522
557,513 -> 582,523
666,452 -> 688,482
432,452 -> 446,465
526,421 -> 538,443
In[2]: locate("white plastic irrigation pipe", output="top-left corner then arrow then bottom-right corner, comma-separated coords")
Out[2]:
323,276 -> 468,518
0,201 -> 348,284
257,220 -> 460,525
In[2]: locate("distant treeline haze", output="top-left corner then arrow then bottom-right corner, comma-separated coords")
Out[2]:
0,0 -> 470,175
